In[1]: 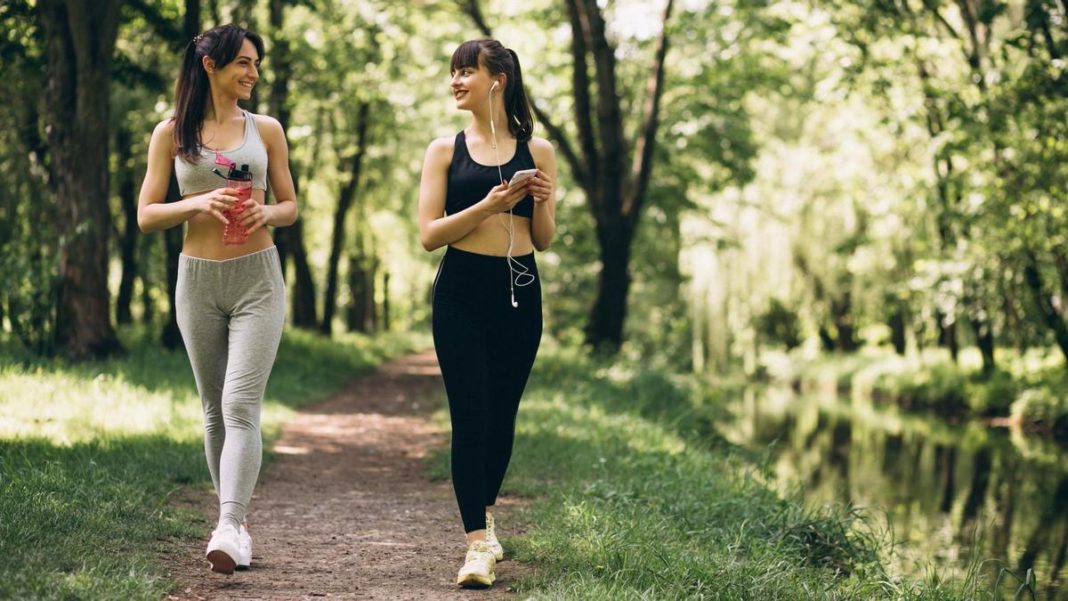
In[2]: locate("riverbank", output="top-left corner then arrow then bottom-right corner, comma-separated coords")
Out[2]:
428,345 -> 1001,599
774,347 -> 1068,438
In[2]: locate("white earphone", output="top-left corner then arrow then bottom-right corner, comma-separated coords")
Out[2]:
487,78 -> 532,309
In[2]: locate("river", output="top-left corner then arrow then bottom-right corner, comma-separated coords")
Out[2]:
721,384 -> 1068,599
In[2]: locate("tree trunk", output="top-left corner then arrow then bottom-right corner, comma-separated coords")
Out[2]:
970,314 -> 996,376
888,303 -> 908,355
831,291 -> 859,352
39,0 -> 123,359
321,102 -> 371,336
267,0 -> 316,329
287,233 -> 318,329
382,270 -> 391,332
585,219 -> 634,350
1023,250 -> 1068,363
114,123 -> 138,325
139,234 -> 155,324
162,174 -> 184,349
158,0 -> 202,350
818,325 -> 836,352
937,311 -> 959,363
346,254 -> 369,333
1000,279 -> 1027,353
368,254 -> 378,332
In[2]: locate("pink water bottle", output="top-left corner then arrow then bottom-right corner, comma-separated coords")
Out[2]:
222,164 -> 253,245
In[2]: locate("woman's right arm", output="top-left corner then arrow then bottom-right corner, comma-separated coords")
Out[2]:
417,137 -> 528,251
137,120 -> 237,233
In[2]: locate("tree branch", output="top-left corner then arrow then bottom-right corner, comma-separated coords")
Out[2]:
624,0 -> 674,227
459,0 -> 492,37
582,0 -> 625,191
531,102 -> 586,184
565,0 -> 599,189
954,0 -> 983,72
921,0 -> 962,40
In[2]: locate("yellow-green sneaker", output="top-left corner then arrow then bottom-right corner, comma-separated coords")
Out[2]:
456,540 -> 496,588
485,513 -> 504,561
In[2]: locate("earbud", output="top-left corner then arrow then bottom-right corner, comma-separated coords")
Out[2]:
511,292 -> 519,308
491,81 -> 500,92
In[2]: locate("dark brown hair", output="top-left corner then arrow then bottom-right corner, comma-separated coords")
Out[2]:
450,39 -> 534,142
173,24 -> 264,162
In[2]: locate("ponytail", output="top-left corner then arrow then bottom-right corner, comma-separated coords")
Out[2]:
505,48 -> 534,142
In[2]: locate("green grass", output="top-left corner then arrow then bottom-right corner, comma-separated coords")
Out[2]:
427,347 -> 1007,600
0,326 -> 422,601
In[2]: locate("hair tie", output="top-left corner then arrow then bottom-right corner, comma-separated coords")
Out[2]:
193,34 -> 204,44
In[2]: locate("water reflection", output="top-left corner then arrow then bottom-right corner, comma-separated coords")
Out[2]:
722,385 -> 1068,599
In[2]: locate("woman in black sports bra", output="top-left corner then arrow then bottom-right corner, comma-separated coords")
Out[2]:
417,38 -> 557,588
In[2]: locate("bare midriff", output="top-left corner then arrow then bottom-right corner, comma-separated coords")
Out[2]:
180,189 -> 275,260
450,213 -> 534,257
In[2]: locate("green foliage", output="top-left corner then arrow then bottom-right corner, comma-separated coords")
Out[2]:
1012,367 -> 1068,437
875,365 -> 1016,418
963,370 -> 1018,417
0,1 -> 56,355
888,364 -> 969,415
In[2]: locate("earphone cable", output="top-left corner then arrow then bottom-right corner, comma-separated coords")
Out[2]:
489,82 -> 534,308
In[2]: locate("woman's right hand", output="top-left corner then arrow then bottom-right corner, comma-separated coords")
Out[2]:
481,181 -> 531,214
190,188 -> 240,224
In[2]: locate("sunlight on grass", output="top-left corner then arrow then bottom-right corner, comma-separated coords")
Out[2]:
0,371 -> 203,443
0,328 -> 427,446
0,326 -> 423,601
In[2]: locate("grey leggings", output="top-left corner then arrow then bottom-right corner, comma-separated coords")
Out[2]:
176,246 -> 286,529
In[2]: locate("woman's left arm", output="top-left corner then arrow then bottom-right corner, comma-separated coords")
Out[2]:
528,137 -> 557,251
242,115 -> 298,234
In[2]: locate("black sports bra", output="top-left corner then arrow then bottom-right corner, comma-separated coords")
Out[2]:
445,131 -> 535,219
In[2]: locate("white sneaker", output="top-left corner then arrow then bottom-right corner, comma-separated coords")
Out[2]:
237,524 -> 252,569
206,524 -> 240,574
456,540 -> 496,588
484,513 -> 504,561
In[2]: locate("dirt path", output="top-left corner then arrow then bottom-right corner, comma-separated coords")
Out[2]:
165,351 -> 528,600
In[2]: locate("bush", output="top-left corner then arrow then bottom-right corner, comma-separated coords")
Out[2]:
756,298 -> 803,351
878,363 -> 968,415
963,370 -> 1018,417
1013,387 -> 1068,436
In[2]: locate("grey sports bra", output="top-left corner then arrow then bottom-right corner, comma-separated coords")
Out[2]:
174,110 -> 269,196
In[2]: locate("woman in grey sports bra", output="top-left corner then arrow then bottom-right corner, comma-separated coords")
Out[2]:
137,23 -> 297,576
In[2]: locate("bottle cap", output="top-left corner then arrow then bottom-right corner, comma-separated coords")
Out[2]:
228,163 -> 253,182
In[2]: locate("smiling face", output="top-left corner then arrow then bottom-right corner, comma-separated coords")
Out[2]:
205,38 -> 260,100
450,62 -> 503,111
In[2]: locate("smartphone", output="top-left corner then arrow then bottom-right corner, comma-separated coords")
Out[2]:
509,168 -> 537,186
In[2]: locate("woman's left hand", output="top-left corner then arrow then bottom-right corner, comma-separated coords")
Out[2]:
528,169 -> 554,204
238,200 -> 272,234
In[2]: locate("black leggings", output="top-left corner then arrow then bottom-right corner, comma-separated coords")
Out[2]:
432,246 -> 542,533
